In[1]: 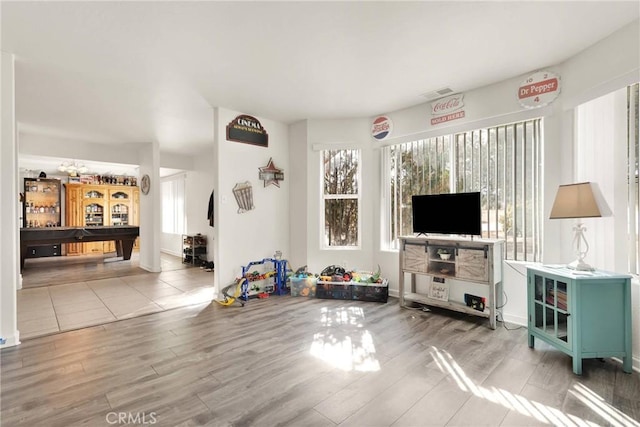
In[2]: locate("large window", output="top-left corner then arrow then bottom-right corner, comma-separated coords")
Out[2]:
384,118 -> 542,261
322,149 -> 360,248
575,84 -> 639,274
161,174 -> 186,234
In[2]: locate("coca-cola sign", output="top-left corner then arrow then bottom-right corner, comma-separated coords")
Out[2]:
431,94 -> 464,116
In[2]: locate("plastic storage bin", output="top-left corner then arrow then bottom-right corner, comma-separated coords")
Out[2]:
290,276 -> 317,297
351,280 -> 389,302
316,279 -> 388,303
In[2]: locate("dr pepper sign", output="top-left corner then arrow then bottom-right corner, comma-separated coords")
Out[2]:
518,70 -> 560,109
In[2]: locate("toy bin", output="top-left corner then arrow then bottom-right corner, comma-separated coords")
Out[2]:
351,279 -> 389,303
316,281 -> 353,300
289,276 -> 317,297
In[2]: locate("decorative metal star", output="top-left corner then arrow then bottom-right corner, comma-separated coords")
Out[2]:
258,158 -> 284,187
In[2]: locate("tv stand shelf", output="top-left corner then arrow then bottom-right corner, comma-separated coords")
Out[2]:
398,236 -> 503,329
403,292 -> 491,318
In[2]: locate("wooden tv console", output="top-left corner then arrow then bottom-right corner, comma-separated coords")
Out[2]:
398,236 -> 503,329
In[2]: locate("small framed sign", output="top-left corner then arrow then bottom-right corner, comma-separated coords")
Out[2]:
428,276 -> 449,301
371,116 -> 393,140
518,70 -> 560,109
258,158 -> 284,187
430,94 -> 465,126
227,115 -> 269,147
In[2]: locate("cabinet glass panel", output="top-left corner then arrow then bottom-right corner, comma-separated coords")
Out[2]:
556,281 -> 568,311
545,307 -> 556,336
533,275 -> 570,344
110,203 -> 129,225
24,179 -> 62,228
545,278 -> 555,306
85,203 -> 104,226
534,303 -> 544,328
112,191 -> 129,200
534,275 -> 544,302
84,190 -> 104,199
557,312 -> 568,343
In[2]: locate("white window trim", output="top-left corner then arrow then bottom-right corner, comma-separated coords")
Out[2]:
381,119 -> 543,263
320,149 -> 362,250
161,173 -> 187,235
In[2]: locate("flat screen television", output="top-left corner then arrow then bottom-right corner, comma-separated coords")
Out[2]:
411,192 -> 482,236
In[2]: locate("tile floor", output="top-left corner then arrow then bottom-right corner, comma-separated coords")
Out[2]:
17,267 -> 216,339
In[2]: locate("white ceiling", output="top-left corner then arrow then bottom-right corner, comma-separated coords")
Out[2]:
3,1 -> 639,175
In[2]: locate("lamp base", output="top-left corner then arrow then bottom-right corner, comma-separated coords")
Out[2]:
567,259 -> 595,271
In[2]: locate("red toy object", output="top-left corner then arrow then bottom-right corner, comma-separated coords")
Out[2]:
258,292 -> 269,299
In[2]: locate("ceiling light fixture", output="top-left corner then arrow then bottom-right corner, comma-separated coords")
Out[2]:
58,160 -> 88,176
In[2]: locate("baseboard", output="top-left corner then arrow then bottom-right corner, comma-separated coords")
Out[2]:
0,330 -> 20,348
501,312 -> 527,327
160,248 -> 181,258
139,262 -> 161,273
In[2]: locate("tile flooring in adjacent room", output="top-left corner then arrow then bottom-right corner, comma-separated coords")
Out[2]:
17,266 -> 216,339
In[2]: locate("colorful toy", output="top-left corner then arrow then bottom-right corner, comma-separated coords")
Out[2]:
216,277 -> 249,307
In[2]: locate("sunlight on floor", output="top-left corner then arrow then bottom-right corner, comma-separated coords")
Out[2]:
430,347 -> 639,427
309,306 -> 380,372
569,383 -> 639,427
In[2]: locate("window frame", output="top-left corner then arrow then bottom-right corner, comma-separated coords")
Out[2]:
382,118 -> 543,262
320,148 -> 362,250
161,173 -> 187,235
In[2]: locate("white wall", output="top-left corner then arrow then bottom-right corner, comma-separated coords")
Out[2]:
0,51 -> 20,348
300,118 -> 376,274
214,108 -> 290,286
561,20 -> 640,111
137,141 -> 161,272
19,134 -> 140,167
288,120 -> 309,270
184,152 -> 216,263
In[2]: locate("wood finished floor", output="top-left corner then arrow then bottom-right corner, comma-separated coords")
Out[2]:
2,296 -> 639,427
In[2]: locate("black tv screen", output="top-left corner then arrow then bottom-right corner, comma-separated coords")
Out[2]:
411,192 -> 482,236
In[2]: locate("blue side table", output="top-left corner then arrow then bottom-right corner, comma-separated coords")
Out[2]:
527,265 -> 632,375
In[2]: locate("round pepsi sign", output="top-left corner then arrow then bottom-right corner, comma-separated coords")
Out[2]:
371,116 -> 393,140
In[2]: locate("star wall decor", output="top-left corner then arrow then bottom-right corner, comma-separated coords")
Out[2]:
258,158 -> 284,187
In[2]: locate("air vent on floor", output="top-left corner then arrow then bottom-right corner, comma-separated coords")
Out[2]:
421,87 -> 454,101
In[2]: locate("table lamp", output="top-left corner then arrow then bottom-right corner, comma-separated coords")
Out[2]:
549,182 -> 606,271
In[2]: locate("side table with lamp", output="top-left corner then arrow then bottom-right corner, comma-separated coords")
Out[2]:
527,182 -> 632,375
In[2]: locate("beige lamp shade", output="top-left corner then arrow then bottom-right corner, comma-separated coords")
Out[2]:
549,182 -> 602,219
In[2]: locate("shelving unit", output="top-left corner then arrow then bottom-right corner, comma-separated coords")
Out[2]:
239,258 -> 290,301
527,265 -> 632,375
398,236 -> 503,329
109,190 -> 130,226
22,178 -> 62,258
82,189 -> 106,254
182,234 -> 207,265
65,183 -> 140,255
